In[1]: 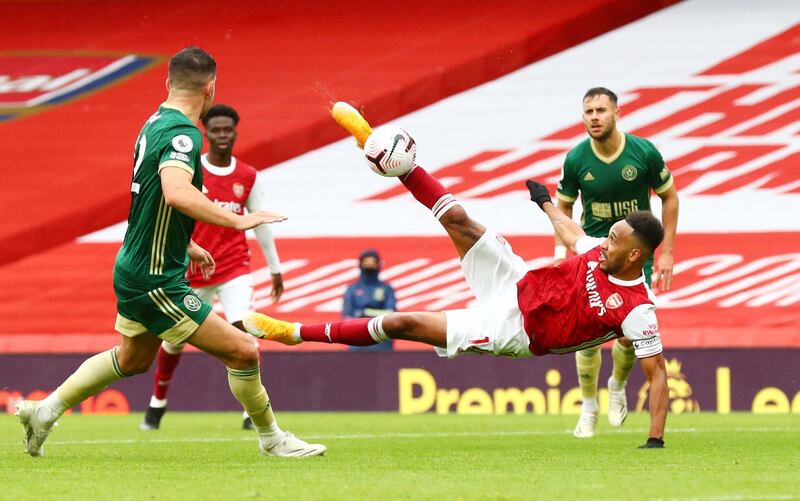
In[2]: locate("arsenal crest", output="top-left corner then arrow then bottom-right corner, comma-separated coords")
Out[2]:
232,182 -> 245,198
605,292 -> 624,309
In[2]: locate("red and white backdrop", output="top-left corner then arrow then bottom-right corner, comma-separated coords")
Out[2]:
80,1 -> 800,349
1,1 -> 798,413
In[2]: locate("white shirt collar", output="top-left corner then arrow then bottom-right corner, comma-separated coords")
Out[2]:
608,274 -> 645,287
201,154 -> 237,176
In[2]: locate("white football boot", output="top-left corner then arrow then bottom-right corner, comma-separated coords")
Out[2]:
573,412 -> 598,438
15,400 -> 56,457
607,377 -> 628,427
260,431 -> 326,457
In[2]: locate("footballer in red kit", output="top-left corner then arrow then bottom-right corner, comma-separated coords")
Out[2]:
518,243 -> 660,358
245,123 -> 668,448
142,104 -> 284,431
187,155 -> 257,288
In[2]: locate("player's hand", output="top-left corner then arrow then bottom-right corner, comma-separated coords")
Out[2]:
270,273 -> 284,303
638,437 -> 665,449
525,180 -> 553,210
553,258 -> 565,266
187,241 -> 215,280
235,211 -> 287,231
652,251 -> 675,291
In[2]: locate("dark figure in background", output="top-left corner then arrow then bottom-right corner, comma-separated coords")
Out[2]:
343,250 -> 397,351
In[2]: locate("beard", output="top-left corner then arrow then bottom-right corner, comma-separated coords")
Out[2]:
588,124 -> 613,142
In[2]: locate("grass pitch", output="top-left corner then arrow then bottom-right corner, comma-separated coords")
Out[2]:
1,412 -> 797,500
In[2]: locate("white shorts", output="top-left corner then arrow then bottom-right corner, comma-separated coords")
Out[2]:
435,230 -> 532,359
194,273 -> 254,324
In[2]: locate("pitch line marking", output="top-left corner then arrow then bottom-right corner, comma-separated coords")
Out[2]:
657,496 -> 795,501
39,426 -> 798,447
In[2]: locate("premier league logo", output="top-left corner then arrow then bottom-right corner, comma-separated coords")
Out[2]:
0,52 -> 160,122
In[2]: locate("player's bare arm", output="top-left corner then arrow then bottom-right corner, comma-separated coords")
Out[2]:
160,167 -> 287,230
654,184 -> 679,291
527,180 -> 585,251
639,353 -> 668,446
554,198 -> 575,264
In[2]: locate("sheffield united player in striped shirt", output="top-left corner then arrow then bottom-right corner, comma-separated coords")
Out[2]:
141,104 -> 285,431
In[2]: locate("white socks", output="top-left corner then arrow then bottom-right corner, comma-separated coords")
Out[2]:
367,316 -> 390,343
149,396 -> 168,408
291,322 -> 303,343
39,392 -> 69,425
608,376 -> 626,392
257,421 -> 284,447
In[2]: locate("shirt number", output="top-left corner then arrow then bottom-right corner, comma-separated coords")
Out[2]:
131,134 -> 146,194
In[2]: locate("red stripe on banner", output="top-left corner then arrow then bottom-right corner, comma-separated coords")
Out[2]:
699,22 -> 800,76
0,0 -> 676,266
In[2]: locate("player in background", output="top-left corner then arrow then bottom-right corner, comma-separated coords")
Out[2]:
16,47 -> 325,458
141,104 -> 285,431
343,249 -> 397,351
246,112 -> 668,448
556,87 -> 679,438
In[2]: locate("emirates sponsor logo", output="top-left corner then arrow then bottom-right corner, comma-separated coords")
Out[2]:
605,292 -> 624,309
213,199 -> 242,214
585,264 -> 607,317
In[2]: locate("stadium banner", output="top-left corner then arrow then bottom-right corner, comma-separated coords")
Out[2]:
1,233 -> 797,353
2,350 -> 798,415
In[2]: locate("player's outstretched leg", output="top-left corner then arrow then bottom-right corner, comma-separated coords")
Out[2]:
141,341 -> 184,430
330,102 -> 486,260
244,311 -> 447,349
574,347 -> 601,438
16,336 -> 159,456
400,166 -> 486,260
188,312 -> 326,457
607,339 -> 635,427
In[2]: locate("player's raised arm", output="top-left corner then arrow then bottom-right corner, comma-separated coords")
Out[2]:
526,180 -> 585,252
160,167 -> 287,230
638,353 -> 668,448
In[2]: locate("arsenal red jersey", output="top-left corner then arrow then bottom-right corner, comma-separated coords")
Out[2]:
187,155 -> 257,288
516,238 -> 662,358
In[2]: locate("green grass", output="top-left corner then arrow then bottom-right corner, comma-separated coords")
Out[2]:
1,412 -> 798,500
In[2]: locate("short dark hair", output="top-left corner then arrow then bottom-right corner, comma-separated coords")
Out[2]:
625,211 -> 664,255
202,104 -> 240,127
583,87 -> 618,106
168,47 -> 216,91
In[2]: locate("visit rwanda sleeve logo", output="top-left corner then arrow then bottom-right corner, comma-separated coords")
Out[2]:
0,52 -> 161,122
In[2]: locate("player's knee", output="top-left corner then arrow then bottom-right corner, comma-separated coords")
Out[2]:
115,350 -> 153,375
227,337 -> 260,370
382,313 -> 421,337
439,205 -> 470,226
577,347 -> 600,358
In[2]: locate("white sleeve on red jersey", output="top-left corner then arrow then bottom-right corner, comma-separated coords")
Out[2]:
621,304 -> 663,358
575,236 -> 604,255
246,175 -> 281,274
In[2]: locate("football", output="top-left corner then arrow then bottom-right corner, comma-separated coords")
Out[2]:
364,125 -> 417,177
